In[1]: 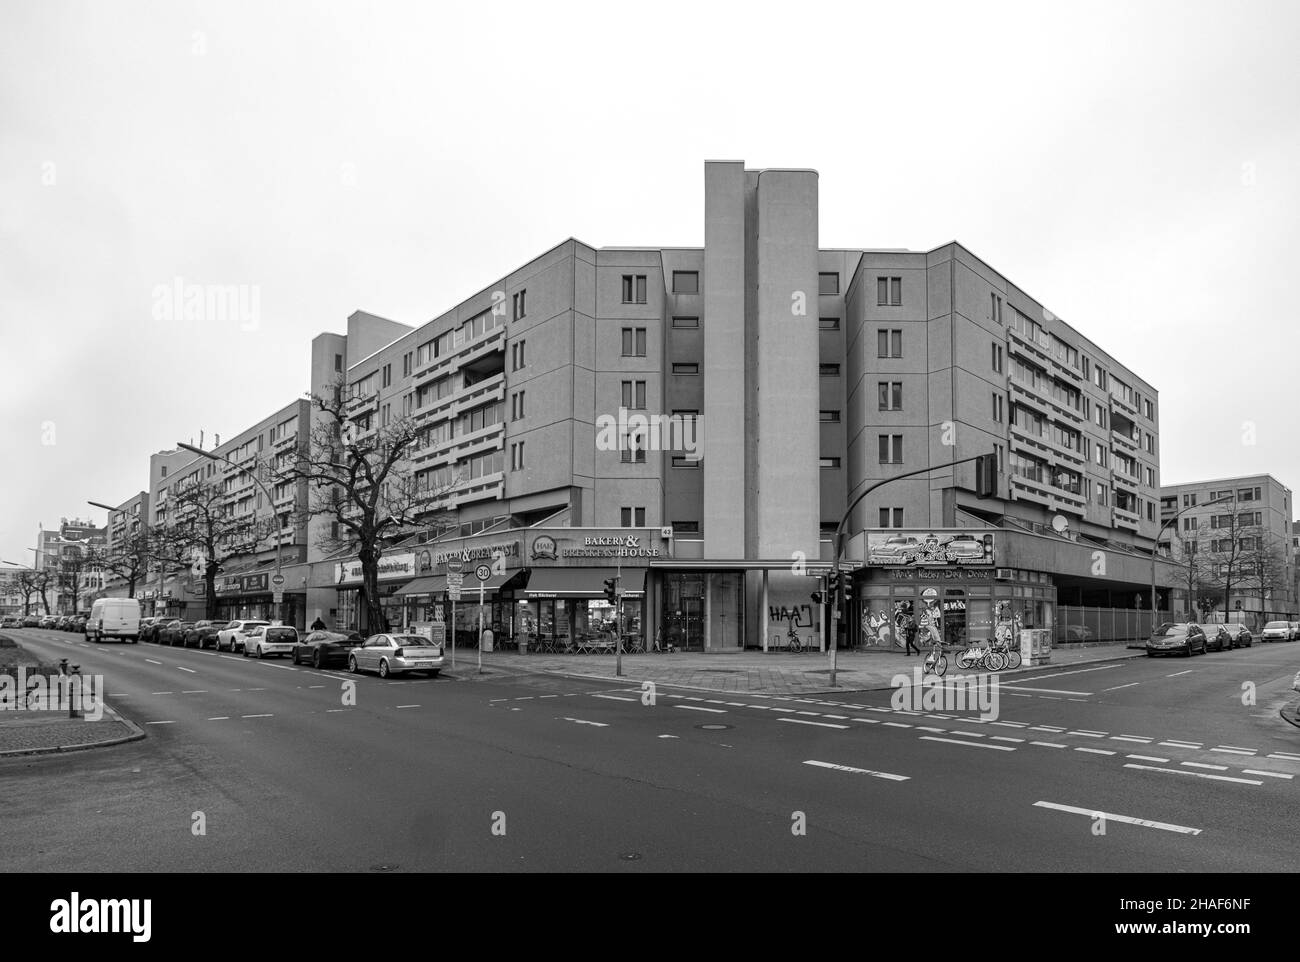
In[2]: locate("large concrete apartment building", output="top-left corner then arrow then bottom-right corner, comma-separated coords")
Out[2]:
88,160 -> 1184,650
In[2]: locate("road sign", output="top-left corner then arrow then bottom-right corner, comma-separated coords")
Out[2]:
271,573 -> 285,587
448,585 -> 462,601
446,572 -> 463,588
446,558 -> 464,574
475,564 -> 491,582
272,590 -> 284,604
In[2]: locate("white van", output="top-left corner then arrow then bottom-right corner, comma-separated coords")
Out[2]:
87,598 -> 142,643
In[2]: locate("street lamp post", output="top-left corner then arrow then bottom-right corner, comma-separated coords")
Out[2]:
177,442 -> 284,625
1152,495 -> 1232,624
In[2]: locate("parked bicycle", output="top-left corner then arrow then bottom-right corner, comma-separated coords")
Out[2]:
923,640 -> 947,676
955,644 -> 1007,671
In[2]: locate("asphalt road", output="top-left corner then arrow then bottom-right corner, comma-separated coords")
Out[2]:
3,628 -> 1299,872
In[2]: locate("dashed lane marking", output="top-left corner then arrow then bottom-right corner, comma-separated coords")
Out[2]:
1124,764 -> 1263,786
778,718 -> 849,730
675,705 -> 727,714
803,760 -> 910,781
1244,770 -> 1294,780
1033,801 -> 1201,836
1127,755 -> 1171,763
920,736 -> 1014,751
1181,762 -> 1229,771
176,667 -> 196,674
562,717 -> 608,727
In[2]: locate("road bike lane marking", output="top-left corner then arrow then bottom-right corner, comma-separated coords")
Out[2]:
803,760 -> 910,781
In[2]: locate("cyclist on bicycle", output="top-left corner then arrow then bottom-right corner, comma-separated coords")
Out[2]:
904,615 -> 920,656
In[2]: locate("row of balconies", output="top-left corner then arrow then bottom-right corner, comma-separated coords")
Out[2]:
412,325 -> 506,383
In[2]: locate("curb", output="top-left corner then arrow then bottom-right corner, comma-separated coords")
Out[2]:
0,702 -> 147,760
1281,701 -> 1300,731
454,648 -> 1149,696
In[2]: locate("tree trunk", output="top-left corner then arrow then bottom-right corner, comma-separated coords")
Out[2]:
358,544 -> 389,635
205,565 -> 217,621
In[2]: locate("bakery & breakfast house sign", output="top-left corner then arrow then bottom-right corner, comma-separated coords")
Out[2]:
538,534 -> 663,559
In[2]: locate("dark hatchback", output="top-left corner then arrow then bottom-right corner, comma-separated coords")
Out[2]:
184,620 -> 225,649
291,630 -> 364,668
158,620 -> 193,646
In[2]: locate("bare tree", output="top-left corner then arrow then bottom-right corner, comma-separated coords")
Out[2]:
1166,532 -> 1217,621
16,569 -> 48,615
91,526 -> 156,599
1237,532 -> 1287,620
154,475 -> 269,619
284,376 -> 458,634
1203,511 -> 1269,623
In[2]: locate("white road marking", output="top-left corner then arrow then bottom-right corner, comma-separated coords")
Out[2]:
778,718 -> 849,730
882,722 -> 912,729
676,705 -> 727,714
1031,741 -> 1069,749
562,717 -> 608,727
145,659 -> 161,665
946,730 -> 985,738
1103,682 -> 1140,691
593,694 -> 636,702
1075,747 -> 1117,755
1127,754 -> 1170,763
769,707 -> 795,713
1268,753 -> 1300,761
1181,762 -> 1228,771
144,720 -> 175,725
176,666 -> 196,674
1166,670 -> 1195,677
823,714 -> 849,720
853,717 -> 880,724
803,760 -> 909,781
181,690 -> 207,694
1244,770 -> 1293,780
917,726 -> 946,733
326,709 -> 348,713
991,736 -> 1025,743
1033,801 -> 1201,835
207,716 -> 229,721
1124,763 -> 1263,786
150,692 -> 174,695
241,714 -> 273,719
657,734 -> 679,739
921,736 -> 1014,751
1160,741 -> 1201,749
1068,731 -> 1106,738
219,655 -> 243,662
1110,736 -> 1151,744
991,721 -> 1028,728
396,705 -> 420,709
998,686 -> 1093,696
1031,725 -> 1067,733
1211,747 -> 1256,756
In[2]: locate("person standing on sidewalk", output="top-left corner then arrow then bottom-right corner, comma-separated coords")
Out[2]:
905,615 -> 920,656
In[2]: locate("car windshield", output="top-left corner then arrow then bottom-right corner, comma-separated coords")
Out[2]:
393,635 -> 432,646
265,628 -> 296,641
1265,622 -> 1288,629
1151,624 -> 1186,636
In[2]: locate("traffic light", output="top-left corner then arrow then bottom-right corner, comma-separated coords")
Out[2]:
975,453 -> 997,498
603,577 -> 620,605
825,571 -> 841,609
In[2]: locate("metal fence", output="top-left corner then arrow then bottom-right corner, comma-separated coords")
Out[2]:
1056,607 -> 1175,645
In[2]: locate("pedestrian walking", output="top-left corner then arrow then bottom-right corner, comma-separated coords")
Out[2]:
905,615 -> 920,656
310,616 -> 326,631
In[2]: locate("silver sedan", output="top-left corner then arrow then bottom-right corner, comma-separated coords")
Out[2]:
348,633 -> 444,678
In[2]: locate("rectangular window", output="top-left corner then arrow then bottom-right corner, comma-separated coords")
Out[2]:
621,327 -> 647,357
819,457 -> 841,469
512,289 -> 527,321
878,434 -> 903,464
511,340 -> 526,371
335,354 -> 342,372
672,271 -> 699,294
990,293 -> 1003,324
878,329 -> 903,358
510,442 -> 525,471
819,317 -> 840,331
672,316 -> 699,329
381,364 -> 391,388
819,410 -> 841,422
819,272 -> 840,295
820,363 -> 840,377
622,275 -> 647,304
671,363 -> 699,375
878,381 -> 902,411
992,393 -> 1003,422
621,380 -> 647,410
620,507 -> 646,528
879,508 -> 904,528
992,343 -> 1004,373
1144,399 -> 1153,420
673,521 -> 700,534
876,276 -> 901,306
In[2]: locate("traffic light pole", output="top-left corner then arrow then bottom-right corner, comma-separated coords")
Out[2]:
829,454 -> 992,688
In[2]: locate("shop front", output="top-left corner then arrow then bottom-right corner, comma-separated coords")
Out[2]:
333,552 -> 418,635
853,530 -> 1054,651
212,569 -> 307,628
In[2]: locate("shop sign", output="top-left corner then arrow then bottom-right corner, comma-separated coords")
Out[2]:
529,535 -> 558,560
867,531 -> 995,567
883,569 -> 994,582
560,535 -> 662,559
243,573 -> 269,593
334,553 -> 416,585
431,542 -> 519,567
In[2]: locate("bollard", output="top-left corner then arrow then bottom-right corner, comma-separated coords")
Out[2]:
69,663 -> 83,719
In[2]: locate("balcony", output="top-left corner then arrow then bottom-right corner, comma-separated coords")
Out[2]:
1044,391 -> 1085,425
1111,427 -> 1140,452
1046,350 -> 1085,384
414,325 -> 507,384
1112,470 -> 1139,493
1009,378 -> 1054,417
412,421 -> 504,466
1008,326 -> 1053,364
273,431 -> 298,452
1113,506 -> 1141,531
1110,391 -> 1138,418
345,392 -> 379,418
414,370 -> 505,425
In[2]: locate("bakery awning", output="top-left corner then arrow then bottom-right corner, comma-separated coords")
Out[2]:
395,575 -> 446,597
523,567 -> 645,598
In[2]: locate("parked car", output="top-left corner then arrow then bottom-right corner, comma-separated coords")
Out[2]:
1261,621 -> 1293,643
157,620 -> 193,646
22,615 -> 41,627
137,617 -> 161,642
1220,623 -> 1252,649
183,620 -> 225,649
291,629 -> 364,668
39,616 -> 57,629
242,625 -> 299,659
215,620 -> 270,653
1059,625 -> 1095,642
54,616 -> 69,631
1146,622 -> 1208,657
348,633 -> 444,678
70,614 -> 87,633
1291,621 -> 1300,641
1,615 -> 21,628
1204,625 -> 1232,652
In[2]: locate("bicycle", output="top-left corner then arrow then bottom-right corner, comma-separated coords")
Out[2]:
991,638 -> 1021,670
786,623 -> 804,653
955,645 -> 1007,672
923,640 -> 947,676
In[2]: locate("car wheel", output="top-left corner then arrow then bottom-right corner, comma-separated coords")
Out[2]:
378,659 -> 390,679
257,646 -> 266,659
313,651 -> 323,669
348,655 -> 359,673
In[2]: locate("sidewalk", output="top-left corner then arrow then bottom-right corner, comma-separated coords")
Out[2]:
442,642 -> 1146,694
0,634 -> 146,758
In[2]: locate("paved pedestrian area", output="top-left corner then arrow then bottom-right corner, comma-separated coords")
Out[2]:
447,642 -> 1145,693
0,710 -> 139,755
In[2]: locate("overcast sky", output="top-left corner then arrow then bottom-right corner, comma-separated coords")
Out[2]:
2,0 -> 1298,564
